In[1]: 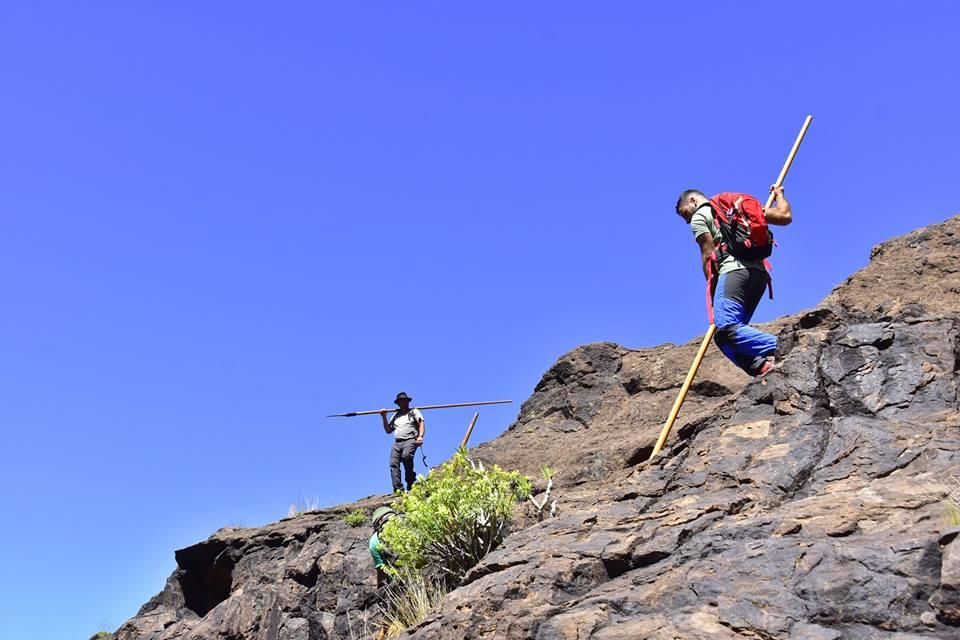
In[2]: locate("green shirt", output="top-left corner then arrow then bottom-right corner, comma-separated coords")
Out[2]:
690,205 -> 765,276
369,532 -> 386,569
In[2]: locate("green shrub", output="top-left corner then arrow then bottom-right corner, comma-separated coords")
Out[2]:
343,508 -> 367,528
380,448 -> 531,582
89,633 -> 113,640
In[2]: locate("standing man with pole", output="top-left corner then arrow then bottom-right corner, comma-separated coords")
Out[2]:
379,392 -> 425,493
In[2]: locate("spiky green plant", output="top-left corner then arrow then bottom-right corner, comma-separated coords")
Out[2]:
344,508 -> 367,528
380,447 -> 530,582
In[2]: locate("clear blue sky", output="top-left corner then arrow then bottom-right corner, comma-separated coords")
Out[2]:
1,3 -> 957,638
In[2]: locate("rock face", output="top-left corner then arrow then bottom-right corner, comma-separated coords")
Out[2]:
115,495 -> 394,640
822,215 -> 960,321
115,215 -> 960,639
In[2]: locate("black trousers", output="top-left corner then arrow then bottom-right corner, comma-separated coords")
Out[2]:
390,438 -> 418,491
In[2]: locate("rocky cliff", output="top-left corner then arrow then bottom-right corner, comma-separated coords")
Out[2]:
115,215 -> 960,639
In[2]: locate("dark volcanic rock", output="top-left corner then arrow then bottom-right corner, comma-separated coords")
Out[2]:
822,214 -> 960,322
114,496 -> 393,640
115,215 -> 960,640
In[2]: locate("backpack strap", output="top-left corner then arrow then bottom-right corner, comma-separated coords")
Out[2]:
763,259 -> 774,300
694,201 -> 722,324
705,256 -> 717,324
699,201 -> 732,266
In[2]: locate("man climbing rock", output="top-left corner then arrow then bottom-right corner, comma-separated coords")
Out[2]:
675,185 -> 793,376
369,506 -> 397,588
379,392 -> 425,492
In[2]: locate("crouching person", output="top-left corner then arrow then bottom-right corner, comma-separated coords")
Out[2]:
369,507 -> 397,588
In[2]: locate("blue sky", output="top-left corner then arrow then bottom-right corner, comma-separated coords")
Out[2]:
0,3 -> 957,638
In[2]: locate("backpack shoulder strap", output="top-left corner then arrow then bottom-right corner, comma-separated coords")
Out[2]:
692,201 -> 715,228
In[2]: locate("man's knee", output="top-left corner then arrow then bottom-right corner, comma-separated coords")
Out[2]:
714,324 -> 741,347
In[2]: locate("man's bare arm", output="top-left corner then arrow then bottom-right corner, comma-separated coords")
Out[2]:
764,185 -> 793,226
379,410 -> 394,434
696,233 -> 715,280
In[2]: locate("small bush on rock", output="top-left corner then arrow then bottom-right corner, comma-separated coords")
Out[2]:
344,509 -> 367,527
380,448 -> 531,582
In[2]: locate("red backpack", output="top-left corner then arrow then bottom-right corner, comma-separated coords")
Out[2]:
700,192 -> 775,323
708,192 -> 774,262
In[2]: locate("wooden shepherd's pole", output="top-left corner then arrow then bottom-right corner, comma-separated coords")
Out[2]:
461,412 -> 480,448
649,324 -> 717,458
649,115 -> 813,460
765,115 -> 813,209
327,400 -> 512,418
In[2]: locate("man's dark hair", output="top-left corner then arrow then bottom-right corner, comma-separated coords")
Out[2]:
675,189 -> 707,214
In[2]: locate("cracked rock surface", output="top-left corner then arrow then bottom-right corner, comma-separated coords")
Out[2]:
115,215 -> 960,639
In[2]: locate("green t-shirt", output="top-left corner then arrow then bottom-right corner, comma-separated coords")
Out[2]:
690,205 -> 765,276
369,532 -> 386,569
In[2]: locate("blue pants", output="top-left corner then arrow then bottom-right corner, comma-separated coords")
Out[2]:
713,268 -> 778,376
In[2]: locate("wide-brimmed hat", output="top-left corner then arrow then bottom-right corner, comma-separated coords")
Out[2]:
371,506 -> 396,529
393,392 -> 413,405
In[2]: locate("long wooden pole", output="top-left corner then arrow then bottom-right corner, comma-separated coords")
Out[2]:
650,325 -> 716,458
327,399 -> 512,418
649,115 -> 813,460
765,115 -> 813,208
460,412 -> 480,448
